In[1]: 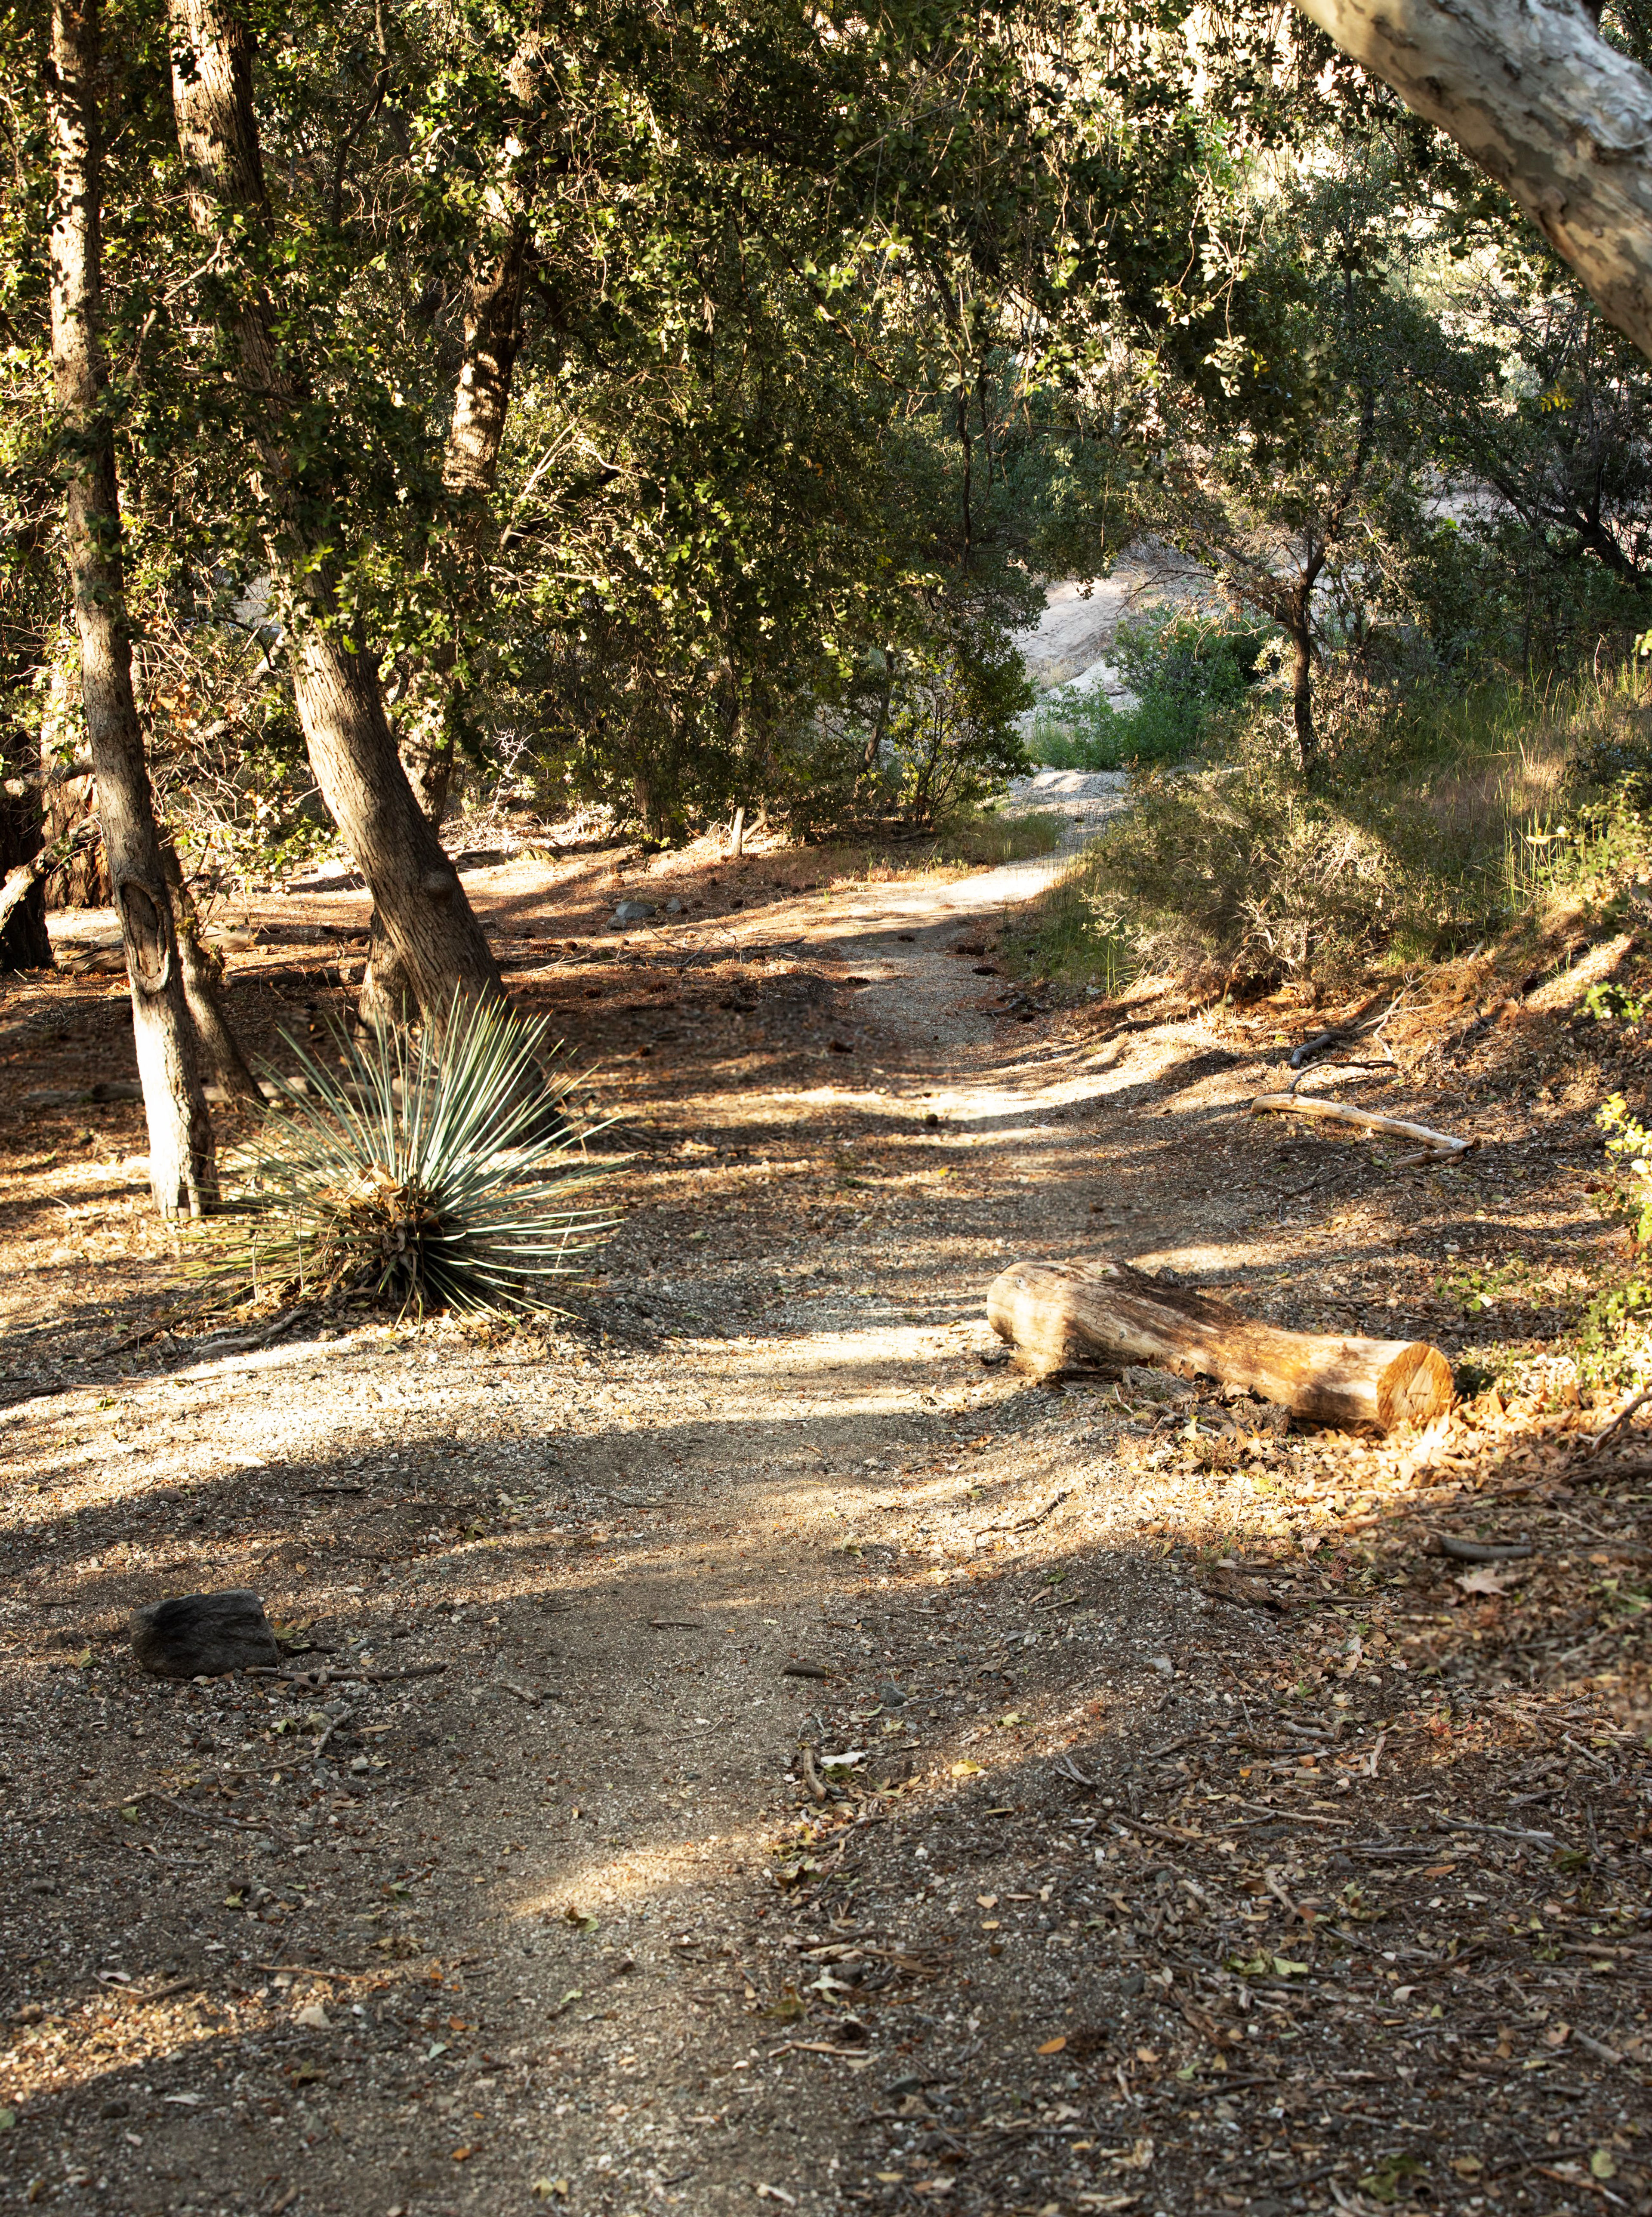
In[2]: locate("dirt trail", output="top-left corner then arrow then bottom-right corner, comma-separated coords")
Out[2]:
3,840 -> 1650,2217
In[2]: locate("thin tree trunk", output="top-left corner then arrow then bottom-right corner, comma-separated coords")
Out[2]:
1290,616 -> 1315,771
161,838 -> 262,1101
387,228 -> 528,839
361,228 -> 529,1023
166,0 -> 504,1028
406,224 -> 531,827
46,0 -> 214,1220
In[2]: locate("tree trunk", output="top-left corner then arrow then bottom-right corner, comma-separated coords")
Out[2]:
46,0 -> 214,1218
0,768 -> 52,970
987,1257 -> 1452,1431
1293,0 -> 1652,366
41,741 -> 112,907
401,225 -> 530,828
161,838 -> 262,1101
1290,616 -> 1315,771
166,0 -> 505,1028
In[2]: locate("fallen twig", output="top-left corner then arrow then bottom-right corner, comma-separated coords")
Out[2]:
496,1674 -> 548,1707
124,1788 -> 293,1841
1438,1811 -> 1558,1846
766,2039 -> 875,2063
801,1747 -> 828,1805
253,1961 -> 385,1983
1225,1797 -> 1353,1828
123,1976 -> 200,2005
1586,1388 -> 1652,1455
1113,1813 -> 1211,1848
1251,1092 -> 1475,1155
1012,1489 -> 1072,1532
312,1708 -> 352,1758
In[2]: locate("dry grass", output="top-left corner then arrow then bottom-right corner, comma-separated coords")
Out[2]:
1010,667 -> 1652,996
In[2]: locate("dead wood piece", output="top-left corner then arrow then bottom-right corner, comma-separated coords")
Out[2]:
800,1747 -> 828,1805
987,1258 -> 1452,1433
1251,1090 -> 1475,1155
1425,1534 -> 1534,1563
1571,2030 -> 1626,2066
1438,1811 -> 1556,1846
120,1977 -> 200,2005
783,1661 -> 832,1680
1203,1567 -> 1289,1612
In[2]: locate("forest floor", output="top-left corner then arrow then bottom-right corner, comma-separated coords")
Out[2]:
2,821 -> 1652,2217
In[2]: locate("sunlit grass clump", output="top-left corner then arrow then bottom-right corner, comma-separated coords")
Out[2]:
197,995 -> 617,1316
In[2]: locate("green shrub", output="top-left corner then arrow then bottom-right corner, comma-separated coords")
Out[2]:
1013,663 -> 1652,995
1028,612 -> 1270,771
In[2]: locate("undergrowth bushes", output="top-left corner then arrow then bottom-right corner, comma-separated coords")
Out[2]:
1027,612 -> 1270,771
1011,665 -> 1652,994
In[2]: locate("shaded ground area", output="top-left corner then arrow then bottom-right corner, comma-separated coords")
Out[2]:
1,834 -> 1650,2217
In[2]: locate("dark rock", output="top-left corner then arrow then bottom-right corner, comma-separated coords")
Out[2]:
129,1590 -> 280,1678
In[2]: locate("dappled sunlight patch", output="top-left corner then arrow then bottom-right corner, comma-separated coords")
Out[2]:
510,1818 -> 780,1922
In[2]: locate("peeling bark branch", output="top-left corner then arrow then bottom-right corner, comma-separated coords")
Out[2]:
1294,0 -> 1652,361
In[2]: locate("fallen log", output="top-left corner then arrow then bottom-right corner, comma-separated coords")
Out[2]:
986,1258 -> 1452,1432
1251,1092 -> 1473,1156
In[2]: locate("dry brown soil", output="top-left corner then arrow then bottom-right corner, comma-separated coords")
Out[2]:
2,835 -> 1651,2217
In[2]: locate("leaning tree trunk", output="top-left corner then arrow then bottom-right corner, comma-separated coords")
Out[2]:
46,0 -> 214,1219
161,838 -> 261,1101
166,0 -> 505,1030
1292,0 -> 1652,367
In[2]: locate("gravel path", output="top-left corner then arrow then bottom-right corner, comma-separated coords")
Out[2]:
2,843 -> 1648,2217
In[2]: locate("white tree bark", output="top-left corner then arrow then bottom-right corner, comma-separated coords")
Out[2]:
1294,0 -> 1652,360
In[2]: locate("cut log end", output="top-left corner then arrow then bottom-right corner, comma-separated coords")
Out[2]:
1375,1340 -> 1455,1432
987,1257 -> 1453,1435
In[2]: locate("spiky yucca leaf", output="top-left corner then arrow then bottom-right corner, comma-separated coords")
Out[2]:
194,995 -> 617,1315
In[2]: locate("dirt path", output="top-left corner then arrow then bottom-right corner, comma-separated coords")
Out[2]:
3,842 -> 1650,2217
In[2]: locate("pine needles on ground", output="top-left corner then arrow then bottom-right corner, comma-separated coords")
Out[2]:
193,996 -> 618,1317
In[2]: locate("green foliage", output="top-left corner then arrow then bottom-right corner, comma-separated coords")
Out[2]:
194,997 -> 615,1316
1598,1094 -> 1652,1249
1029,614 -> 1269,771
8,0 -> 1652,896
1585,979 -> 1650,1025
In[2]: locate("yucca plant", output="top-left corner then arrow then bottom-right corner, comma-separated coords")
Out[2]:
194,994 -> 618,1315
